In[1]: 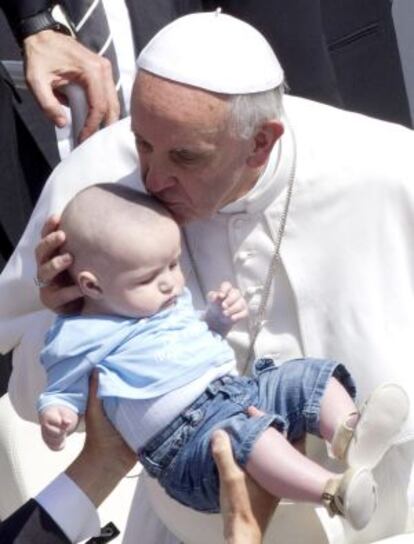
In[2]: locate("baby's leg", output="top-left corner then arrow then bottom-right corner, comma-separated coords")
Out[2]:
319,376 -> 358,442
245,426 -> 378,530
245,426 -> 335,502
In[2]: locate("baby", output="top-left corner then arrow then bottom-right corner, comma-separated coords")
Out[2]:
38,184 -> 409,531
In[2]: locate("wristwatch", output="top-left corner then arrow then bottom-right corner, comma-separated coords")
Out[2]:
17,4 -> 76,44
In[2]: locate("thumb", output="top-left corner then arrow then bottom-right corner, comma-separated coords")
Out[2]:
211,429 -> 238,476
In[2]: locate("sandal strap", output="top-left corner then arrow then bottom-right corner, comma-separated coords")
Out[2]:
321,478 -> 343,518
331,411 -> 359,460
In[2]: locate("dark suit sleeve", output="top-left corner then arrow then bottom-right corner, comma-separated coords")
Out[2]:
0,499 -> 70,543
1,1 -> 52,26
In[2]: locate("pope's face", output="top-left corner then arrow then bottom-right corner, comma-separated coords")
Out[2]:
131,71 -> 258,224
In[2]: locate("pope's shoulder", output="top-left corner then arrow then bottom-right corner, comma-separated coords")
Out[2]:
284,95 -> 413,183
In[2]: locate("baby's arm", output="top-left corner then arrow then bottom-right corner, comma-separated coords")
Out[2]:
39,346 -> 92,450
39,404 -> 80,451
204,281 -> 248,336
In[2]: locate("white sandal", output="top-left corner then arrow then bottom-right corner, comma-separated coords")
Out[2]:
331,383 -> 409,468
322,467 -> 378,530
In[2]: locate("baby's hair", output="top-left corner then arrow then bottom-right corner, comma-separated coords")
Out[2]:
61,183 -> 174,276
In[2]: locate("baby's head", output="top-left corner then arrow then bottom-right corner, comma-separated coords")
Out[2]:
61,184 -> 185,318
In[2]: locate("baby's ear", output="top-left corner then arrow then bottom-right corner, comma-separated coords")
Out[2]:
78,271 -> 103,299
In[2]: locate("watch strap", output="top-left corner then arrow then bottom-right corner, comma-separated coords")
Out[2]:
17,6 -> 74,44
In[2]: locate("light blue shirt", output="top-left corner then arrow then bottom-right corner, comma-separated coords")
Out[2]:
38,288 -> 234,415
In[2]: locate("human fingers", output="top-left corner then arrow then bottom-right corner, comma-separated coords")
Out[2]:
101,58 -> 121,126
35,229 -> 66,266
212,431 -> 263,544
246,406 -> 265,418
41,415 -> 68,450
37,252 -> 73,286
78,56 -> 119,142
84,372 -> 137,470
220,287 -> 243,310
86,371 -> 100,419
43,421 -> 65,437
217,281 -> 233,299
42,428 -> 66,451
84,371 -> 121,446
40,215 -> 62,238
212,429 -> 242,481
222,296 -> 248,320
26,65 -> 67,128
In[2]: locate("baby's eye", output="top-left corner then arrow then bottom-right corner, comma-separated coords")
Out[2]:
169,261 -> 178,270
137,274 -> 155,285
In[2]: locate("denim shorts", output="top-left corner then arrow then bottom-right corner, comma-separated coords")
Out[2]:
139,358 -> 355,513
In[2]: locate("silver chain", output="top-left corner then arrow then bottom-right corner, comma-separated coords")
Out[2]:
241,130 -> 297,375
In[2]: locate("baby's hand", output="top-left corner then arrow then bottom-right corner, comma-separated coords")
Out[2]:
39,405 -> 79,451
206,281 -> 248,335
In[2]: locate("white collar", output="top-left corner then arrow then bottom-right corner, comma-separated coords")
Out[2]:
219,118 -> 295,215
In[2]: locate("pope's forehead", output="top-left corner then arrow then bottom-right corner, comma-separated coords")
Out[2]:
132,71 -> 230,126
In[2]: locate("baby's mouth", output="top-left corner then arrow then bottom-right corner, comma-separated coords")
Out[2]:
161,295 -> 177,310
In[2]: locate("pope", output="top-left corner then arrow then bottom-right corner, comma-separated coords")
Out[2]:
1,10 -> 414,544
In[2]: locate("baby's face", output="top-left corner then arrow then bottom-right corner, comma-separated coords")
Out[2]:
97,219 -> 185,318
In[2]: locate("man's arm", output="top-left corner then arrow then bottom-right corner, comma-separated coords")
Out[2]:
0,373 -> 137,543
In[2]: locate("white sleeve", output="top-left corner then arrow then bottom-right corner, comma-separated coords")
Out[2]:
36,473 -> 100,543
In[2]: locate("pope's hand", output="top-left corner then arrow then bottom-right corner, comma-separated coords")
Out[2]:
35,215 -> 83,313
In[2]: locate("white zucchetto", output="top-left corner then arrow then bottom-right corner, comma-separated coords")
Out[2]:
137,10 -> 284,94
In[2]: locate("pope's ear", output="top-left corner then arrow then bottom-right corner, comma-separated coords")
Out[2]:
247,120 -> 284,168
78,271 -> 103,299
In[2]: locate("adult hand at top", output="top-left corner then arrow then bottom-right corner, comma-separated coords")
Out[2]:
23,30 -> 120,142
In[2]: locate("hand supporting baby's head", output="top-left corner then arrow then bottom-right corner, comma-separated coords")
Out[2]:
61,184 -> 185,318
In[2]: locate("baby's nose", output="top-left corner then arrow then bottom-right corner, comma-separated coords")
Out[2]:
159,280 -> 173,293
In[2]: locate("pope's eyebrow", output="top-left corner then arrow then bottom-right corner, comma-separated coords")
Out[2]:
170,147 -> 213,162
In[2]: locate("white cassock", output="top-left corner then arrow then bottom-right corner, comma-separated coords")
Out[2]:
1,96 -> 414,543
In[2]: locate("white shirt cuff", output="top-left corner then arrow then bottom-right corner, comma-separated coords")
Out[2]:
36,473 -> 101,543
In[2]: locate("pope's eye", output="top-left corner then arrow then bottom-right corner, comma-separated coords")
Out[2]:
171,150 -> 200,165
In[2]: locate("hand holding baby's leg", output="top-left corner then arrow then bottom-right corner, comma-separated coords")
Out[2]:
40,405 -> 79,451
